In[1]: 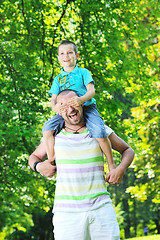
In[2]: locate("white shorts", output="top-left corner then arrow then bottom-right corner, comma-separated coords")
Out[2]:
53,202 -> 120,240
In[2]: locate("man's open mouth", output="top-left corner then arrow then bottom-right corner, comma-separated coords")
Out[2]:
69,112 -> 78,119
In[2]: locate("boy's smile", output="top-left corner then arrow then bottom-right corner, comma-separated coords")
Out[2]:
57,44 -> 79,72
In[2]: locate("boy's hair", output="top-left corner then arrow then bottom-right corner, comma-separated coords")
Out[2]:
57,41 -> 78,54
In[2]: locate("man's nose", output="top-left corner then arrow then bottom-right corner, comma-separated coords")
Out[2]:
67,105 -> 74,112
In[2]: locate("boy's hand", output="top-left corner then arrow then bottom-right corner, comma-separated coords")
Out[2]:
108,163 -> 116,171
106,166 -> 125,185
68,96 -> 83,107
59,103 -> 67,114
48,156 -> 56,165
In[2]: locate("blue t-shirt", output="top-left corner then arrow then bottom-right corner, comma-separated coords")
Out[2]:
49,65 -> 96,106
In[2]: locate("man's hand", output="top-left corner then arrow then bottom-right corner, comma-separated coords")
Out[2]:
106,166 -> 125,185
36,160 -> 56,178
68,96 -> 83,107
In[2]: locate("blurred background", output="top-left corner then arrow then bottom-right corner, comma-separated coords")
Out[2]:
0,0 -> 159,239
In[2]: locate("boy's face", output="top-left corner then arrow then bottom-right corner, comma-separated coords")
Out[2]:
57,44 -> 79,71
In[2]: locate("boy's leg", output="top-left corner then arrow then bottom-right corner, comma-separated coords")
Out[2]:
83,104 -> 115,170
42,114 -> 64,162
43,130 -> 55,162
96,137 -> 115,170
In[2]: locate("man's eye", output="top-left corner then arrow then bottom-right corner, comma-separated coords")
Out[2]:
60,52 -> 64,55
68,51 -> 73,54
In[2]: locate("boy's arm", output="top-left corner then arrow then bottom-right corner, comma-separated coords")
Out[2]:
69,82 -> 95,106
80,82 -> 95,104
51,94 -> 58,112
51,93 -> 68,114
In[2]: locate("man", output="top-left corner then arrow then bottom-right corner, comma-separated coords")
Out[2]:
29,90 -> 134,240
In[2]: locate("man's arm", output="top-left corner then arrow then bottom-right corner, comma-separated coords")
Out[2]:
28,142 -> 56,178
106,132 -> 135,184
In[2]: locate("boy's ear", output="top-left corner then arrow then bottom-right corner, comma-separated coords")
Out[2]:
76,53 -> 79,59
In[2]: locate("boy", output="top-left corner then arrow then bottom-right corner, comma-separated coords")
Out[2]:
42,41 -> 115,171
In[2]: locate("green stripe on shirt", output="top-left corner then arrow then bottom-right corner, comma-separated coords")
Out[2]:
57,156 -> 104,164
55,191 -> 110,201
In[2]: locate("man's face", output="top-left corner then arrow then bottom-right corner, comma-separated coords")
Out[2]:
57,44 -> 79,70
57,92 -> 83,126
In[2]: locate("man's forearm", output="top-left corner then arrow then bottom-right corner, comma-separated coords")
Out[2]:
106,132 -> 135,184
109,132 -> 134,171
119,146 -> 135,173
28,142 -> 56,178
106,147 -> 134,184
29,153 -> 56,178
28,142 -> 46,170
28,153 -> 42,171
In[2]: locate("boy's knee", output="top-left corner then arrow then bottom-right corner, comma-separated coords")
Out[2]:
89,125 -> 107,138
42,121 -> 49,132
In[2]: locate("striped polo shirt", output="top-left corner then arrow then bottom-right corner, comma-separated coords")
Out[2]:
53,128 -> 112,213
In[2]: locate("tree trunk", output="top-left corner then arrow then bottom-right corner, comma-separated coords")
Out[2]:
122,197 -> 131,238
122,173 -> 131,238
155,218 -> 160,234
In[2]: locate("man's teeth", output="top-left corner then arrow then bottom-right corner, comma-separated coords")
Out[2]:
69,113 -> 77,118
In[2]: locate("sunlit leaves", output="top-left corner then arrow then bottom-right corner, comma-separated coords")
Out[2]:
0,0 -> 160,238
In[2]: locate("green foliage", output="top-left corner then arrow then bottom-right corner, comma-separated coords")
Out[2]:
0,0 -> 159,238
127,235 -> 160,240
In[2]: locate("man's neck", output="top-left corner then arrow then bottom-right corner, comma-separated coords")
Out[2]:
64,121 -> 86,133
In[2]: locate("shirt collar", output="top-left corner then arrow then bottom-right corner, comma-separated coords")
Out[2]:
60,65 -> 79,76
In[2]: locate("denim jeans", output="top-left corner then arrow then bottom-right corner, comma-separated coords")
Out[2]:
83,104 -> 108,138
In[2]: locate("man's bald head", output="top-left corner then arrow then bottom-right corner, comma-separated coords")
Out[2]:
56,90 -> 78,104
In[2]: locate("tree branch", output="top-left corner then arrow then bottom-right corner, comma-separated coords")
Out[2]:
49,0 -> 75,84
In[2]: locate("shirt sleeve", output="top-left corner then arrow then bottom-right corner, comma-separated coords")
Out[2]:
105,125 -> 114,136
81,68 -> 95,86
49,76 -> 60,96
